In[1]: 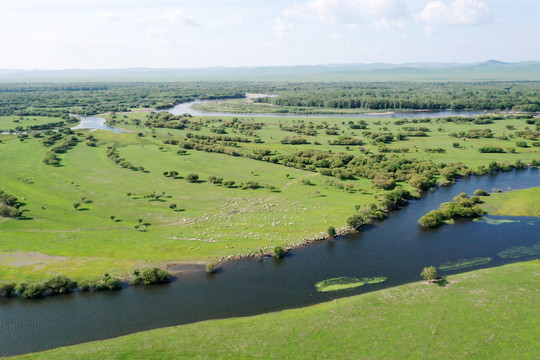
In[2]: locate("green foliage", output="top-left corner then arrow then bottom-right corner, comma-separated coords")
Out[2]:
478,146 -> 505,153
21,282 -> 46,299
420,266 -> 438,281
90,273 -> 122,291
205,263 -> 217,274
418,194 -> 484,228
0,282 -> 16,297
42,275 -> 77,295
346,213 -> 368,229
473,189 -> 489,196
186,173 -> 199,183
327,226 -> 336,237
131,267 -> 171,285
273,246 -> 285,259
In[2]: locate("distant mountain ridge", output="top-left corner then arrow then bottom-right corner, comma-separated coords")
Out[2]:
1,61 -> 539,82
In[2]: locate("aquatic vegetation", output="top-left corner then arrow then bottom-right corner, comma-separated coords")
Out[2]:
439,257 -> 491,271
498,243 -> 540,259
315,276 -> 387,292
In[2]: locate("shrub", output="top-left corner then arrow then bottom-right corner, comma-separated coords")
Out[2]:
186,173 -> 199,183
92,273 -> 122,291
21,283 -> 46,299
0,282 -> 16,297
347,213 -> 368,229
516,141 -> 528,148
421,266 -> 438,281
206,263 -> 217,274
273,246 -> 285,259
43,275 -> 77,295
473,189 -> 489,196
478,146 -> 505,153
131,267 -> 171,285
327,226 -> 336,237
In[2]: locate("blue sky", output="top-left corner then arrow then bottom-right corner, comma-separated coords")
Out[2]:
1,0 -> 538,69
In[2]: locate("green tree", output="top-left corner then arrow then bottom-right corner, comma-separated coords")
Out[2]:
274,246 -> 285,259
421,266 -> 438,281
327,226 -> 336,237
186,173 -> 199,183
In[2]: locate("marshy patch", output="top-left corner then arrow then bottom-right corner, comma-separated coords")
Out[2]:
315,276 -> 387,293
439,257 -> 492,271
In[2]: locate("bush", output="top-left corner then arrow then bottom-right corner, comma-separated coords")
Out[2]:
327,226 -> 336,237
206,263 -> 217,274
347,213 -> 368,229
92,273 -> 122,291
21,283 -> 46,299
273,246 -> 285,259
421,266 -> 438,281
186,173 -> 199,183
131,267 -> 171,285
478,146 -> 505,153
408,174 -> 435,191
516,141 -> 528,148
43,275 -> 77,295
0,282 -> 16,297
473,189 -> 489,196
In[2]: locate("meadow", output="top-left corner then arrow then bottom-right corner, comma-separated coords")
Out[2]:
481,187 -> 540,217
0,109 -> 539,283
12,260 -> 540,359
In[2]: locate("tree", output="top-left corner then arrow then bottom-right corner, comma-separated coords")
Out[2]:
327,226 -> 336,237
421,266 -> 438,282
347,213 -> 367,229
73,202 -> 81,210
274,246 -> 285,259
186,173 -> 199,183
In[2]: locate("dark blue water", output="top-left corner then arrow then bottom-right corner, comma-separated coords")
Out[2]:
0,168 -> 538,356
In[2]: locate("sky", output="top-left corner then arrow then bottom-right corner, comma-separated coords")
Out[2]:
0,0 -> 538,69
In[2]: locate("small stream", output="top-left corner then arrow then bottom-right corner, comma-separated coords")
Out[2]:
0,168 -> 538,357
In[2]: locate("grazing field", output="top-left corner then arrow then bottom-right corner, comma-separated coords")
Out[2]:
0,110 -> 539,283
481,187 -> 540,217
12,261 -> 540,360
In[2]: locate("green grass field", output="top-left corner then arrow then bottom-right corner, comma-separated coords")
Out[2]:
12,260 -> 540,360
0,115 -> 68,132
481,187 -> 540,217
1,111 -> 539,283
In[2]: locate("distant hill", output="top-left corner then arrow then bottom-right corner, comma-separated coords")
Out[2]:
1,61 -> 539,82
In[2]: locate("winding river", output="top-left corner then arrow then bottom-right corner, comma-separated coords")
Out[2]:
1,168 -> 538,356
166,99 -> 490,118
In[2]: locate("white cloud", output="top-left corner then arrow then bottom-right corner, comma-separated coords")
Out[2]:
283,0 -> 407,26
419,0 -> 492,26
163,10 -> 199,27
273,18 -> 296,39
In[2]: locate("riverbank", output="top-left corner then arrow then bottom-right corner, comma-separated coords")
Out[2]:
12,260 -> 540,359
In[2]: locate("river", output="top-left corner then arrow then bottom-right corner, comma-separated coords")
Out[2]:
0,168 -> 538,357
165,100 -> 491,118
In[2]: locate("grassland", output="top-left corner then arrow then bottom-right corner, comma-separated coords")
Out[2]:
12,261 -> 540,359
0,115 -> 69,132
481,187 -> 540,217
0,111 -> 539,283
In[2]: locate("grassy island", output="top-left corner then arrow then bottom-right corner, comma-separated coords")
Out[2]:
481,187 -> 540,217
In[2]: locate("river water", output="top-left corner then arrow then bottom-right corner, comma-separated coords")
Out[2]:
71,116 -> 129,133
1,168 -> 538,356
166,100 -> 490,118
